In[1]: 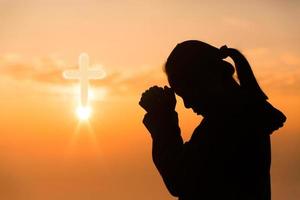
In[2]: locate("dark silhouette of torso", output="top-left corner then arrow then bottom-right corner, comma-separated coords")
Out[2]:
143,93 -> 285,200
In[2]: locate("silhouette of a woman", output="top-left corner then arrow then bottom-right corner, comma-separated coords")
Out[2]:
139,40 -> 286,200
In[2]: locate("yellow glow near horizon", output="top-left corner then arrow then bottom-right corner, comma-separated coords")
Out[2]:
76,106 -> 91,120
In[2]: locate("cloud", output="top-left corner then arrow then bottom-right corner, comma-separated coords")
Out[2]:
0,54 -> 67,84
0,54 -> 166,97
259,67 -> 300,94
238,49 -> 300,94
1,51 -> 299,98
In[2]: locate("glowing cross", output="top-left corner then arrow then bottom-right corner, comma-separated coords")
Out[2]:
63,53 -> 105,107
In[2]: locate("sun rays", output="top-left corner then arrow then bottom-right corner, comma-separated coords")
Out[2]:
65,119 -> 101,157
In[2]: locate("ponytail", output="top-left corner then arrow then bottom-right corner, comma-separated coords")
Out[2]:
220,45 -> 268,101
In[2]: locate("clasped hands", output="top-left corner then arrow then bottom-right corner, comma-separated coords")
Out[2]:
139,86 -> 176,115
139,86 -> 179,137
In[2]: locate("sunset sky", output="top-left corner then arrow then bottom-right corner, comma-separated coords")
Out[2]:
0,0 -> 300,199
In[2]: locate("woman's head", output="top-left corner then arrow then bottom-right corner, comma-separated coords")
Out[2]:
165,40 -> 236,115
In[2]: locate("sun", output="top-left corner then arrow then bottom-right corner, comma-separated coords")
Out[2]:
76,106 -> 91,120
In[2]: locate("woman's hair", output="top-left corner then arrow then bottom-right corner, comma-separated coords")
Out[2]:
164,40 -> 286,132
165,40 -> 235,88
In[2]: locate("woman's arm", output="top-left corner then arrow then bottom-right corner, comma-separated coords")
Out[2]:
143,111 -> 184,196
140,86 -> 185,196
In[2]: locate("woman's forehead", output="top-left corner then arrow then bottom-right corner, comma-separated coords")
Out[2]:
171,82 -> 193,97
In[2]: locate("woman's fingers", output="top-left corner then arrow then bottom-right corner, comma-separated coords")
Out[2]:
139,85 -> 176,113
139,86 -> 164,112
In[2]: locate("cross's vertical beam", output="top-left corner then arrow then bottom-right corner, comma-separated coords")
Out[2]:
63,53 -> 106,108
79,53 -> 89,107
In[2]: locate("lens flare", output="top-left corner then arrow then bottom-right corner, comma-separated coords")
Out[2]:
76,106 -> 91,120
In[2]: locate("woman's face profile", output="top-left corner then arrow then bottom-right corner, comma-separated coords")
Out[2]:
172,82 -> 212,116
165,41 -> 234,116
170,64 -> 226,116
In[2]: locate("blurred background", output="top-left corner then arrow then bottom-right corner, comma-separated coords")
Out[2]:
0,0 -> 299,199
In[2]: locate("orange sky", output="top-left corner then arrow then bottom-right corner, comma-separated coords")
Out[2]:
0,1 -> 300,199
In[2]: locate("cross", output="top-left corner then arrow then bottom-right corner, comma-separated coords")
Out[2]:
63,53 -> 105,107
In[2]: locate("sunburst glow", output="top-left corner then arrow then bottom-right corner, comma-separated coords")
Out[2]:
76,106 -> 91,120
